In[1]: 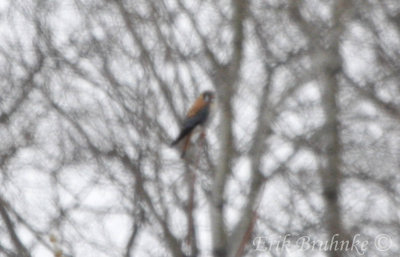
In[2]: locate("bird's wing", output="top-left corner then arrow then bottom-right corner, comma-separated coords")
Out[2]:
182,105 -> 209,129
170,102 -> 210,146
187,95 -> 208,118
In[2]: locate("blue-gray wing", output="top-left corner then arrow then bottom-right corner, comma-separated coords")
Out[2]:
182,106 -> 209,129
170,106 -> 209,146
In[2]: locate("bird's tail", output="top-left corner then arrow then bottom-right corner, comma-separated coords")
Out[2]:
170,127 -> 193,146
170,137 -> 180,146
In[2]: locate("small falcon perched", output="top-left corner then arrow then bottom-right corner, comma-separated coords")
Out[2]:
171,90 -> 215,158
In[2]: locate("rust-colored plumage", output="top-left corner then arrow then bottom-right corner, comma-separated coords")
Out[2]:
187,95 -> 208,118
171,90 -> 215,158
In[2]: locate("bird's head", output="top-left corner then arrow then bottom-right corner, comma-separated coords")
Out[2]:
202,90 -> 215,103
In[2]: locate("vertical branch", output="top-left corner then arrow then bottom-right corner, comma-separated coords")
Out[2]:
210,77 -> 232,257
319,1 -> 353,257
229,0 -> 248,81
228,79 -> 271,257
289,1 -> 354,257
320,68 -> 343,257
186,166 -> 198,256
185,147 -> 203,257
210,1 -> 248,256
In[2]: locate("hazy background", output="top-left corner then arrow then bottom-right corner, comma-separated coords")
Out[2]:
0,0 -> 400,257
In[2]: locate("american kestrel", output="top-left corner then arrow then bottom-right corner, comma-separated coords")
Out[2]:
171,90 -> 215,158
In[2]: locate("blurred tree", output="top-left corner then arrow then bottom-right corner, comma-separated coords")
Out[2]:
0,0 -> 400,257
